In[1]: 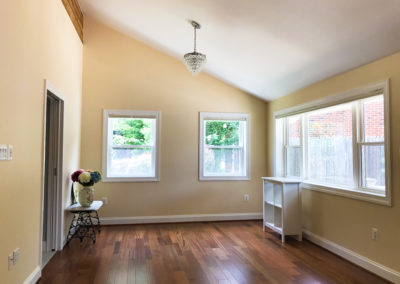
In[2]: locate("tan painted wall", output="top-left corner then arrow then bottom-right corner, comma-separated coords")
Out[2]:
0,0 -> 82,282
80,17 -> 268,218
267,52 -> 400,271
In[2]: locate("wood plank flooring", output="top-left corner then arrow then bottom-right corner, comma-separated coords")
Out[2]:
39,221 -> 389,284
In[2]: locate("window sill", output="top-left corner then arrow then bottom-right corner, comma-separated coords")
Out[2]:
102,177 -> 159,182
301,181 -> 391,206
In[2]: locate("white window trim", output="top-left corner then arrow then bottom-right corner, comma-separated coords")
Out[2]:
199,112 -> 251,181
102,109 -> 161,182
274,80 -> 391,206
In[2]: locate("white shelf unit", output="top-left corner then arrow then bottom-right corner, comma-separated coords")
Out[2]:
262,177 -> 302,242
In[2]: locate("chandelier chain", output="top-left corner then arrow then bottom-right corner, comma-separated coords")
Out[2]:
194,26 -> 197,52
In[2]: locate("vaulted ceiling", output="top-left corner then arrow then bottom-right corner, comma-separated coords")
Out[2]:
78,0 -> 400,101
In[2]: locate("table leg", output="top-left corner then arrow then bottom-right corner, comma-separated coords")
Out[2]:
93,210 -> 101,233
66,211 -> 97,245
66,213 -> 79,245
86,212 -> 96,244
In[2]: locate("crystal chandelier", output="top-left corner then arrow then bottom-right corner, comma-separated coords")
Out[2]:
183,21 -> 206,75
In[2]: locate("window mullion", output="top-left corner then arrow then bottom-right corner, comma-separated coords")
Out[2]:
284,117 -> 288,177
303,113 -> 308,180
205,145 -> 242,149
112,145 -> 153,149
352,101 -> 360,189
358,141 -> 385,146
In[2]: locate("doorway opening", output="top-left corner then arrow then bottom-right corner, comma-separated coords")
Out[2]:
41,82 -> 64,268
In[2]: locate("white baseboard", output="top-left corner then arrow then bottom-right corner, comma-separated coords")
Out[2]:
101,212 -> 262,225
23,265 -> 41,284
303,230 -> 400,283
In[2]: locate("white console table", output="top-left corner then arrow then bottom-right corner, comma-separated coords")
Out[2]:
262,177 -> 302,242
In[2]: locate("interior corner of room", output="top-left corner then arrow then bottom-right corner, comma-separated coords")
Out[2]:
1,0 -> 400,283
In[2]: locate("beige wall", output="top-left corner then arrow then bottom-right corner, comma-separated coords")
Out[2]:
267,52 -> 400,271
0,1 -> 82,283
80,17 -> 268,218
5,2 -> 397,280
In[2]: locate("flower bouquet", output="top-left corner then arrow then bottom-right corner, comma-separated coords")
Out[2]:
71,169 -> 102,207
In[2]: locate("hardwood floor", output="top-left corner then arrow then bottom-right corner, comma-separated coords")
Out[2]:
39,221 -> 389,284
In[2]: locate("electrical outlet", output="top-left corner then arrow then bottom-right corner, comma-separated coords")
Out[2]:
371,228 -> 378,240
244,194 -> 249,201
102,197 -> 108,205
13,248 -> 19,264
8,254 -> 13,270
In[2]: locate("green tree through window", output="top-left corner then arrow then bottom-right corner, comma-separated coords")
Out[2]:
205,121 -> 240,146
112,118 -> 152,146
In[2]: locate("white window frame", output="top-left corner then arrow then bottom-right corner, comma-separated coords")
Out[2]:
199,112 -> 251,181
102,109 -> 161,182
274,80 -> 391,206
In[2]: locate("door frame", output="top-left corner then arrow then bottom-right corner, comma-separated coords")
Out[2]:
39,79 -> 65,268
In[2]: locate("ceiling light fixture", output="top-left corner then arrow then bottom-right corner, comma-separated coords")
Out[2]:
183,21 -> 206,75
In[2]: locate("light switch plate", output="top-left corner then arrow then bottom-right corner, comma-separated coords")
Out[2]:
7,145 -> 13,160
8,254 -> 13,270
13,248 -> 19,264
0,145 -> 7,160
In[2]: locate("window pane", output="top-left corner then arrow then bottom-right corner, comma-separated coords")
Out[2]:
110,118 -> 155,146
109,147 -> 154,177
307,103 -> 353,186
361,145 -> 385,190
205,121 -> 242,146
286,147 -> 301,177
275,118 -> 285,177
204,148 -> 245,176
363,95 -> 384,143
288,115 -> 301,146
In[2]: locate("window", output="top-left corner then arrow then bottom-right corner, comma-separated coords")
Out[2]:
307,103 -> 353,187
102,110 -> 160,182
199,112 -> 250,180
286,115 -> 302,177
360,96 -> 385,191
274,81 -> 391,205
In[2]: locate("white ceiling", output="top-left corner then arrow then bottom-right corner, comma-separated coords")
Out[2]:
78,0 -> 400,101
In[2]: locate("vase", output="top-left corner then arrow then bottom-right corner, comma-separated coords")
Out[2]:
73,182 -> 80,202
77,185 -> 94,207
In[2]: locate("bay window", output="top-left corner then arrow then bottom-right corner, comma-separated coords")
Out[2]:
274,81 -> 391,205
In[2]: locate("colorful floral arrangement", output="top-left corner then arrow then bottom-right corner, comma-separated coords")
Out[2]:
71,169 -> 102,187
